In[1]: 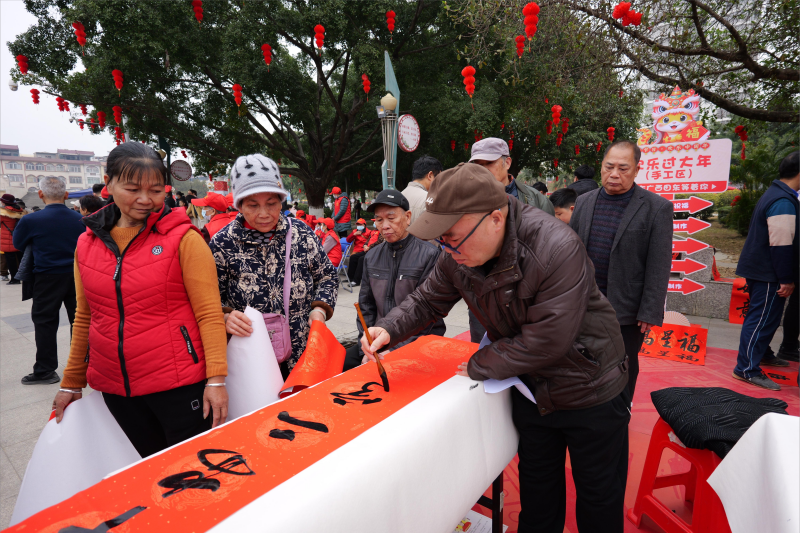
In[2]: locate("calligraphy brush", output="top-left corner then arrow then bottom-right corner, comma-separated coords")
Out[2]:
354,302 -> 390,392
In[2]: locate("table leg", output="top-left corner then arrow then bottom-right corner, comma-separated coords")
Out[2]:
477,473 -> 504,533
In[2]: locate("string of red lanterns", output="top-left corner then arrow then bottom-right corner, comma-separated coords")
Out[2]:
192,0 -> 203,23
314,25 -> 325,53
112,105 -> 122,125
545,120 -> 552,135
553,159 -> 559,168
72,22 -> 86,54
535,135 -> 540,145
80,104 -> 88,116
734,125 -> 748,160
30,89 -> 39,104
607,127 -> 615,141
555,132 -> 562,146
261,44 -> 272,71
386,10 -> 396,42
232,84 -> 243,114
112,69 -> 123,95
596,141 -> 603,152
451,140 -> 456,151
514,35 -> 525,58
522,3 -> 540,40
574,145 -> 580,155
97,111 -> 106,128
612,2 -> 642,26
461,65 -> 476,109
551,104 -> 562,125
561,116 -> 569,134
361,74 -> 371,100
16,55 -> 28,75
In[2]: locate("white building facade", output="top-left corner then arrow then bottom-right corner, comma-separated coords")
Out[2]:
0,144 -> 107,194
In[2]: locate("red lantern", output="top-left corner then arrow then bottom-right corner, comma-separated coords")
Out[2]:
574,144 -> 580,155
514,35 -> 525,58
553,159 -> 559,169
551,104 -> 562,125
79,121 -> 85,131
16,55 -> 28,75
535,135 -> 540,145
314,25 -> 325,53
56,96 -> 64,112
232,83 -> 243,107
522,3 -> 540,40
607,127 -> 615,141
561,116 -> 569,134
72,22 -> 86,54
613,2 -> 642,26
546,120 -> 552,135
451,140 -> 456,151
181,150 -> 188,158
386,10 -> 396,41
192,0 -> 203,23
597,141 -> 603,152
97,110 -> 106,128
80,104 -> 87,116
361,74 -> 371,100
734,125 -> 748,160
112,105 -> 122,124
544,97 -> 548,103
612,2 -> 631,18
112,69 -> 123,95
261,44 -> 272,71
116,139 -> 121,146
461,65 -> 476,109
464,142 -> 469,152
618,88 -> 624,98
508,139 -> 514,151
556,133 -> 562,146
30,88 -> 39,104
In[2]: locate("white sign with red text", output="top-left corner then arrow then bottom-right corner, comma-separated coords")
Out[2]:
397,114 -> 421,153
635,138 -> 732,194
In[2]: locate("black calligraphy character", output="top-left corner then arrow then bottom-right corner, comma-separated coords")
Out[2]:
678,333 -> 701,353
269,412 -> 330,441
660,330 -> 674,348
640,349 -> 651,355
656,350 -> 670,358
737,300 -> 749,319
643,332 -> 654,346
331,382 -> 385,406
59,506 -> 147,532
767,373 -> 787,381
158,449 -> 254,498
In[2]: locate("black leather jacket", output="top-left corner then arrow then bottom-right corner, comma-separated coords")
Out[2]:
357,233 -> 445,356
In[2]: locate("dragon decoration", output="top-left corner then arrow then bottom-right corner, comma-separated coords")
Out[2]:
637,86 -> 710,146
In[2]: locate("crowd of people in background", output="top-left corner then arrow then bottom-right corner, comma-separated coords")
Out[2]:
1,138 -> 796,533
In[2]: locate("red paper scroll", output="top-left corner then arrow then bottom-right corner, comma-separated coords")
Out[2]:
9,336 -> 477,533
639,323 -> 707,365
728,278 -> 749,325
280,320 -> 345,397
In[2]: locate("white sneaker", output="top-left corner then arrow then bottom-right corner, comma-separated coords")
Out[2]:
0,275 -> 8,281
349,281 -> 358,287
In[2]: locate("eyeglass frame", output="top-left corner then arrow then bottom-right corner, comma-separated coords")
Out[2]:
435,211 -> 494,255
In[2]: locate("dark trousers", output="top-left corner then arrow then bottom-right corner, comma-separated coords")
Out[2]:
620,324 -> 646,400
5,251 -> 22,281
1,252 -> 7,276
103,381 -> 211,458
780,288 -> 798,351
31,272 -> 76,376
347,251 -> 366,285
513,388 -> 630,533
337,229 -> 349,239
343,342 -> 362,372
735,279 -> 786,378
468,309 -> 487,343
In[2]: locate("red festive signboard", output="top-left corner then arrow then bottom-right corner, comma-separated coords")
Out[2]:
671,196 -> 714,214
671,258 -> 706,275
636,139 -> 732,194
673,217 -> 712,234
667,278 -> 706,295
639,323 -> 708,365
672,237 -> 710,255
728,278 -> 750,325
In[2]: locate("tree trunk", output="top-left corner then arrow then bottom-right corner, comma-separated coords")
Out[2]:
305,179 -> 328,210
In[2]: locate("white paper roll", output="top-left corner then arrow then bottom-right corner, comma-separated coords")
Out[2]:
225,306 -> 285,420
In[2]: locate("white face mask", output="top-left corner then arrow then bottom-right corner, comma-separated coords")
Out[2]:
356,225 -> 365,231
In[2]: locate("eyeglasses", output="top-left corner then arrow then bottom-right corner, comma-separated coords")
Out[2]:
435,212 -> 492,255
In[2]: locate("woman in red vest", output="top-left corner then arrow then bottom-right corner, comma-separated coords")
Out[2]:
321,217 -> 343,267
51,142 -> 229,458
0,194 -> 25,284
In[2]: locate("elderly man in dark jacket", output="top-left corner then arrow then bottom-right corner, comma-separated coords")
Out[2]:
570,140 -> 673,400
342,189 -> 444,371
361,164 -> 629,533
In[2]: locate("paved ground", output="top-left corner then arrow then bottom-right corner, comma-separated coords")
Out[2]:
0,276 -> 784,528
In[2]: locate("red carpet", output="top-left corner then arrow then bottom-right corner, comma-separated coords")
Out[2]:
452,331 -> 799,532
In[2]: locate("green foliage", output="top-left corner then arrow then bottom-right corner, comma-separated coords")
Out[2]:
674,190 -> 739,221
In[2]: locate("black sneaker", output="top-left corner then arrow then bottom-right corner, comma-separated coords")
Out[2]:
732,371 -> 780,391
20,372 -> 60,385
778,346 -> 800,362
6,279 -> 20,285
762,356 -> 790,367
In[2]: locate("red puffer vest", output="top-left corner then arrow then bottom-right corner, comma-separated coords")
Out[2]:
78,204 -> 206,397
325,230 -> 343,267
204,212 -> 236,241
334,195 -> 351,224
0,208 -> 23,253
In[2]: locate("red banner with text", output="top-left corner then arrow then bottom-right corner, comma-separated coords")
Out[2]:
639,323 -> 708,365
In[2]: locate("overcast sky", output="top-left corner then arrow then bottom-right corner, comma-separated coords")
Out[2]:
1,0 -> 115,156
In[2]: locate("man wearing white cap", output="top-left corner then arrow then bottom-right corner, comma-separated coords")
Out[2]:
470,137 -> 555,216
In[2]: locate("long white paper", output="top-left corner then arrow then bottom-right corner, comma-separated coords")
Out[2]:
478,333 -> 537,404
225,306 -> 285,420
708,413 -> 799,533
10,392 -> 141,526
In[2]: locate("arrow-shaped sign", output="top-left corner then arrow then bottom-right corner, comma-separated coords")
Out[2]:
671,258 -> 706,275
673,217 -> 712,235
667,278 -> 706,295
671,196 -> 714,214
672,238 -> 710,255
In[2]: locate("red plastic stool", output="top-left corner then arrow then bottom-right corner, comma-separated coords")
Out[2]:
627,417 -> 732,533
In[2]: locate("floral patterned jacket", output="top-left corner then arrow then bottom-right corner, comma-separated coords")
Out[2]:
210,213 -> 339,369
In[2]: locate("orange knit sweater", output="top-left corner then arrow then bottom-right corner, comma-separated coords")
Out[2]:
61,225 -> 227,389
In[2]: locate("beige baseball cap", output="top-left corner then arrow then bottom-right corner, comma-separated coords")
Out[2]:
408,162 -> 507,241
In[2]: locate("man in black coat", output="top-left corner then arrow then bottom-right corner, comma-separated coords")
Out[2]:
570,141 -> 673,399
568,165 -> 600,196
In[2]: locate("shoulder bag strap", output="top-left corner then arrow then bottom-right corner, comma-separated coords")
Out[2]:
283,217 -> 292,318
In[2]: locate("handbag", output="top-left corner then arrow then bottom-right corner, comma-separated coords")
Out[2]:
262,217 -> 293,363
